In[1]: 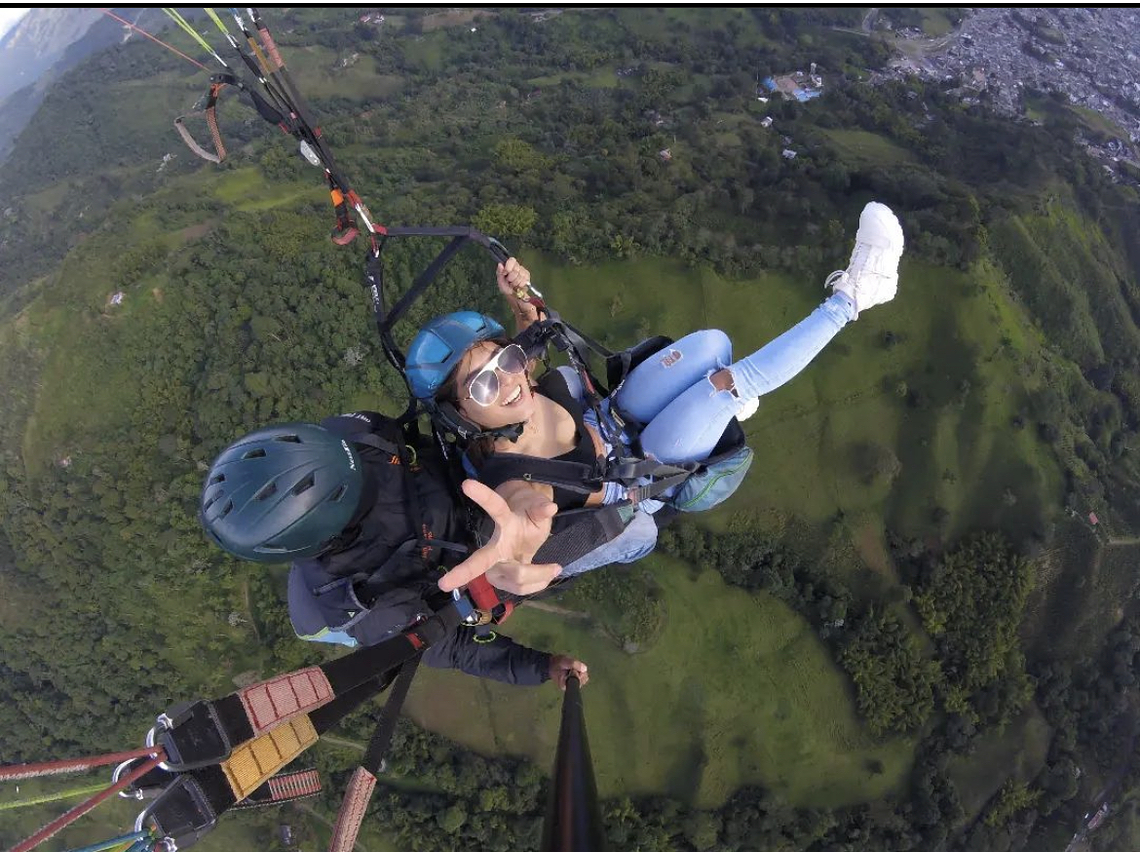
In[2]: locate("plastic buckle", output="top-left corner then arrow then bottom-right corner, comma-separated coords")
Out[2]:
452,589 -> 479,626
298,139 -> 321,167
152,700 -> 232,772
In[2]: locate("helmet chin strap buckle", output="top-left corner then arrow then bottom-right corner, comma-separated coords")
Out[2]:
430,401 -> 525,445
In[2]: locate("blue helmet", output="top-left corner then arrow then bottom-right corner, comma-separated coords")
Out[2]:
406,311 -> 505,401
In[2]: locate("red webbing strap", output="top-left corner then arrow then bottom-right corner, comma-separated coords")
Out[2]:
0,746 -> 163,783
468,575 -> 514,622
12,753 -> 165,852
174,81 -> 229,164
327,656 -> 421,851
329,767 -> 376,852
267,768 -> 322,802
205,87 -> 227,161
254,20 -> 286,72
236,666 -> 334,735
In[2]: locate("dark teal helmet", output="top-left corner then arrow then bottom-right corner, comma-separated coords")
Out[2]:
200,423 -> 364,563
405,311 -> 505,401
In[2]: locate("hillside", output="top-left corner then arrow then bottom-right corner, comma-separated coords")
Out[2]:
3,7 -> 1140,852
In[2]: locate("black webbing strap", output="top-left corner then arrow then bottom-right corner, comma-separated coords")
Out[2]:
477,451 -> 695,504
390,235 -> 468,330
361,656 -> 421,774
372,226 -> 511,335
328,655 -> 422,851
477,454 -> 604,496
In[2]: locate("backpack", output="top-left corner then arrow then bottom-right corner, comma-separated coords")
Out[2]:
287,411 -> 465,648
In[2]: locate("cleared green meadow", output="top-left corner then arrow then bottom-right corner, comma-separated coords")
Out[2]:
404,553 -> 914,810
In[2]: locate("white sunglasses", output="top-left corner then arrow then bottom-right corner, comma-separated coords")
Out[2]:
464,343 -> 529,407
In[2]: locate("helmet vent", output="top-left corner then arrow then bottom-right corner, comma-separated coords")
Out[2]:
220,500 -> 234,518
209,473 -> 225,484
242,448 -> 267,460
256,482 -> 278,501
330,485 -> 347,502
291,473 -> 316,495
275,434 -> 302,443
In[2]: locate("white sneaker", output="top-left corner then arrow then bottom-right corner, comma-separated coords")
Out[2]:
825,202 -> 904,319
736,397 -> 760,421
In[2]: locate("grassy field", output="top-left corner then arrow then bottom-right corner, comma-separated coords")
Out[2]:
948,704 -> 1053,821
919,9 -> 957,37
0,163 -> 1074,829
405,554 -> 914,810
1025,522 -> 1140,663
822,128 -> 918,167
6,218 -> 1065,811
286,45 -> 390,102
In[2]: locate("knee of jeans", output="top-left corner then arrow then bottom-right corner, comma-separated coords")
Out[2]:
621,532 -> 658,563
695,328 -> 732,365
702,364 -> 739,398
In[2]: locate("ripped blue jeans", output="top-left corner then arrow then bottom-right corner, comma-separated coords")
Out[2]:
556,292 -> 855,577
622,292 -> 855,463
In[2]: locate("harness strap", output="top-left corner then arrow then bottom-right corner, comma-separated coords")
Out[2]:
329,656 -> 422,851
115,762 -> 322,810
477,452 -> 695,504
478,454 -> 604,496
531,506 -> 631,566
174,75 -> 235,164
12,754 -> 166,852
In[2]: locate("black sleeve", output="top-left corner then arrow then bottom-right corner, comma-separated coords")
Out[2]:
423,626 -> 552,686
346,590 -> 552,686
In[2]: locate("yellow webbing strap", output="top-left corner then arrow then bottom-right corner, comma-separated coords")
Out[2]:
220,715 -> 318,802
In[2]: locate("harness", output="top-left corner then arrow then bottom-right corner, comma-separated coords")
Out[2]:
474,324 -> 751,512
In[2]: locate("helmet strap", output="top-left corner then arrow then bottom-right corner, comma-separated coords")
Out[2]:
430,400 -> 525,445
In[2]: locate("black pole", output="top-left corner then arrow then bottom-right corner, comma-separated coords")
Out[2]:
541,676 -> 606,851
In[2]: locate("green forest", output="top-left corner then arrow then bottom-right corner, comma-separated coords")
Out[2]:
4,5 -> 1140,851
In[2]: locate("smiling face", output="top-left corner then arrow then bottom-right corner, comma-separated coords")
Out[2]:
451,339 -> 537,430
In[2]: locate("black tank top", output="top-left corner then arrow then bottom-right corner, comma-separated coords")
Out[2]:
532,370 -> 597,510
